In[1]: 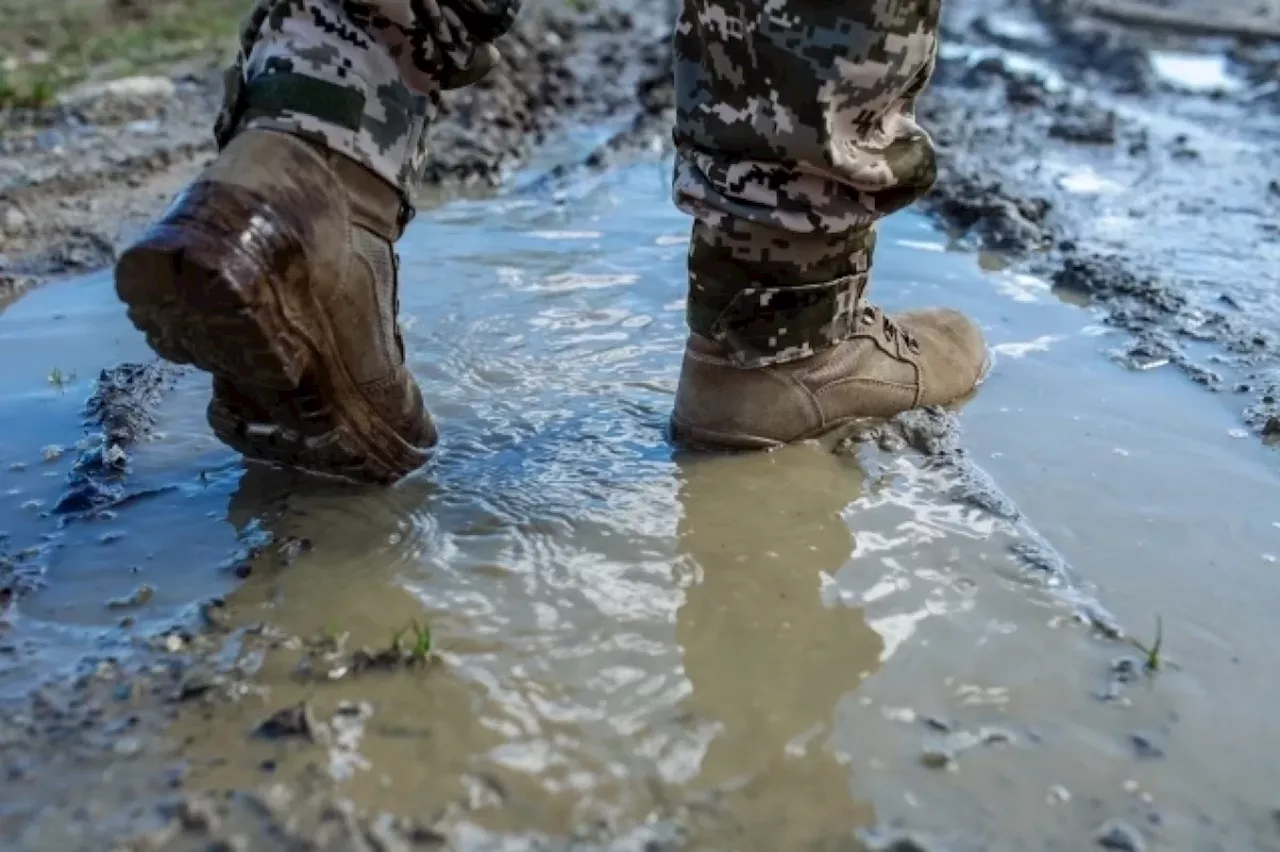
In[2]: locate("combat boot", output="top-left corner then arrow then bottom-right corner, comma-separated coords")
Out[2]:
670,223 -> 990,449
114,129 -> 434,483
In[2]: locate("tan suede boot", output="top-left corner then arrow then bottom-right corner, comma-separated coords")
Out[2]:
114,129 -> 435,483
671,304 -> 989,449
671,220 -> 990,449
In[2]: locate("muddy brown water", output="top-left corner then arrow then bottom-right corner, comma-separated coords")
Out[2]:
1,152 -> 1279,850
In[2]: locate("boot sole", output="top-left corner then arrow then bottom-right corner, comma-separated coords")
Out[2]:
114,183 -> 432,484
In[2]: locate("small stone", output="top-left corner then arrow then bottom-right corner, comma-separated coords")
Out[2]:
920,745 -> 958,769
1130,730 -> 1166,759
857,827 -> 941,852
106,583 -> 154,610
1123,779 -> 1141,794
113,736 -> 143,757
174,795 -> 220,832
1,207 -> 26,235
164,634 -> 185,653
254,702 -> 321,742
1048,784 -> 1072,804
336,701 -> 372,717
1263,416 -> 1280,438
881,706 -> 917,724
1096,819 -> 1146,851
175,669 -> 218,702
199,598 -> 231,631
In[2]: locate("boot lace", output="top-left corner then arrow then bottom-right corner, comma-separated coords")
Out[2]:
860,304 -> 919,353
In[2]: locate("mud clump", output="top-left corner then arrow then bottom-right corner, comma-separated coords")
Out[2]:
254,702 -> 321,743
422,14 -> 585,187
1051,256 -> 1185,315
920,725 -> 1017,769
83,361 -> 184,447
1096,818 -> 1147,850
840,406 -> 965,458
44,361 -> 185,522
1129,730 -> 1167,760
924,168 -> 1053,252
858,827 -> 953,852
1049,103 -> 1119,144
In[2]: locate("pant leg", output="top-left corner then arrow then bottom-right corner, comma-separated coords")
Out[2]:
214,0 -> 521,198
673,0 -> 942,366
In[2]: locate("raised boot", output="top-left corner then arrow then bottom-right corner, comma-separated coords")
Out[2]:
114,129 -> 435,483
671,222 -> 990,449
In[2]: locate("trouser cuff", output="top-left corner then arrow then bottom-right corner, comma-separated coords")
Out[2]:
686,221 -> 875,367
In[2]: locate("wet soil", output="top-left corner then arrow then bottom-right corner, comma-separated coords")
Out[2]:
919,0 -> 1280,443
2,0 -> 1280,849
0,0 -> 669,281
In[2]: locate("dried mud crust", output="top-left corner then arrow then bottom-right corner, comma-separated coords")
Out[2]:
0,3 -> 665,285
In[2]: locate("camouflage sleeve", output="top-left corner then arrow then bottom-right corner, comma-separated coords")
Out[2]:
673,0 -> 943,366
215,0 -> 522,196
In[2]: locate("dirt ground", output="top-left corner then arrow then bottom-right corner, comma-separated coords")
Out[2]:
1,0 -> 1278,848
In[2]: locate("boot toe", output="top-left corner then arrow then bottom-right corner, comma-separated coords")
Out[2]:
898,308 -> 989,404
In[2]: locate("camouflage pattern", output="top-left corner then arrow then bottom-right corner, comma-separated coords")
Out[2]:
674,0 -> 943,366
214,0 -> 521,197
211,0 -> 939,367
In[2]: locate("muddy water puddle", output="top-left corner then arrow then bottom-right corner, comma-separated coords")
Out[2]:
1,156 -> 1279,849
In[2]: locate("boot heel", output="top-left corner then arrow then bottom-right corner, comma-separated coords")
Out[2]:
114,181 -> 320,390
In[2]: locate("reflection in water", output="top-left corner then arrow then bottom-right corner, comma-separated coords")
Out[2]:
674,446 -> 881,845
203,443 -> 883,847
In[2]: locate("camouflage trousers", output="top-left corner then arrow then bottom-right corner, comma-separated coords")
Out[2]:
216,0 -> 942,366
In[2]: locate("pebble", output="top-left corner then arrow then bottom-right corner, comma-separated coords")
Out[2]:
1048,784 -> 1072,804
1,207 -> 26,235
1130,730 -> 1166,760
113,736 -> 142,757
105,583 -> 155,610
1096,819 -> 1146,851
881,706 -> 917,724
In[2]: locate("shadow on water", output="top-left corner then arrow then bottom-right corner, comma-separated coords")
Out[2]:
1,152 -> 1279,848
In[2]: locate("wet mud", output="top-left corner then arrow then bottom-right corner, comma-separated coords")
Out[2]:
2,0 -> 1280,849
917,0 -> 1280,441
0,0 -> 670,281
